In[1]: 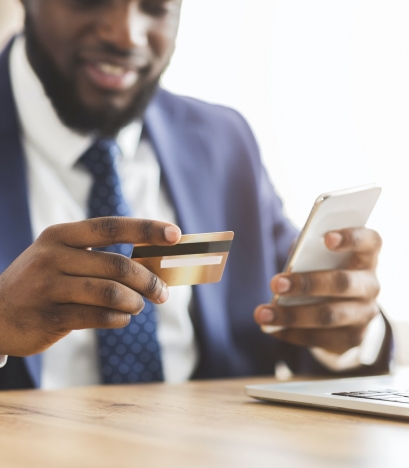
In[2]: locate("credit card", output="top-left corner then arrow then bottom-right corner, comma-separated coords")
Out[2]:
131,231 -> 234,286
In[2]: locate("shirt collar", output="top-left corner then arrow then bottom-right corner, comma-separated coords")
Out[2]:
10,36 -> 142,169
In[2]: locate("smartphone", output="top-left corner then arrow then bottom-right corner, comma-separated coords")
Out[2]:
263,184 -> 382,334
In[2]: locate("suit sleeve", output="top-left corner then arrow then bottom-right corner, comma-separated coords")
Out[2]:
225,107 -> 299,273
226,107 -> 393,376
258,165 -> 298,272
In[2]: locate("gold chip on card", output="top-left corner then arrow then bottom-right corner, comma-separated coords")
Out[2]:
131,231 -> 234,286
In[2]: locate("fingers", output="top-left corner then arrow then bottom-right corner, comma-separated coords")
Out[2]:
54,248 -> 169,304
272,325 -> 369,354
259,229 -> 381,354
271,270 -> 380,299
325,228 -> 382,253
325,228 -> 382,269
254,300 -> 380,329
38,217 -> 181,249
50,276 -> 148,314
42,304 -> 134,332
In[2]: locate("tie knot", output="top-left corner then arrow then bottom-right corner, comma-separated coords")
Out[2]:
79,138 -> 131,219
80,139 -> 121,177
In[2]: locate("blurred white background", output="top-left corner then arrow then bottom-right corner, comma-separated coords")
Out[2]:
2,0 -> 409,357
163,1 -> 409,326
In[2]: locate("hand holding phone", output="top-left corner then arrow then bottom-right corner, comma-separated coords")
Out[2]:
253,184 -> 382,355
277,184 -> 381,307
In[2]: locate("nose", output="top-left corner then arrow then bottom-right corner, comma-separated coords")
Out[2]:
96,1 -> 149,51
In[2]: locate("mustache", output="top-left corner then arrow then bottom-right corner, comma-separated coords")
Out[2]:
77,43 -> 151,68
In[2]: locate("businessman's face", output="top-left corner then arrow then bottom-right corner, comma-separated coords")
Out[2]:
22,0 -> 182,136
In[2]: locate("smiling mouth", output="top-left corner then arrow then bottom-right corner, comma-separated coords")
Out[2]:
83,61 -> 143,91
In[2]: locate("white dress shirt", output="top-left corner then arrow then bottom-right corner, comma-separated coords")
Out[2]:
0,36 -> 385,386
9,36 -> 198,388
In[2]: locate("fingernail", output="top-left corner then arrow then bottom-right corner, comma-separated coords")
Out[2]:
327,232 -> 343,249
276,277 -> 291,294
164,226 -> 181,243
258,308 -> 275,324
158,285 -> 169,304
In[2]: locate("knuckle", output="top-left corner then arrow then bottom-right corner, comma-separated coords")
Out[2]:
75,307 -> 87,326
96,309 -> 116,327
102,282 -> 122,306
97,310 -> 131,328
29,248 -> 53,272
41,308 -> 70,334
350,254 -> 370,270
138,219 -> 155,242
83,279 -> 94,292
41,307 -> 63,325
298,273 -> 313,295
98,217 -> 124,242
145,273 -> 159,296
333,271 -> 350,293
316,305 -> 336,326
108,254 -> 131,279
337,228 -> 354,248
38,225 -> 61,244
32,274 -> 55,298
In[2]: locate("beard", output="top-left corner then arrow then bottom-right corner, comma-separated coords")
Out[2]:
24,16 -> 160,137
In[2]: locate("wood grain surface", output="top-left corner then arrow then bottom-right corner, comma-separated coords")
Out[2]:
0,376 -> 408,468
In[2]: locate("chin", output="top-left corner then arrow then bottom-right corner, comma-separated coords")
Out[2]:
77,82 -> 137,113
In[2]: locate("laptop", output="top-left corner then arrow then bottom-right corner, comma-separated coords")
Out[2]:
246,370 -> 409,420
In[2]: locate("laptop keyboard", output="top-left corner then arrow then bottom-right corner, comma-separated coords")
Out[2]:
332,390 -> 409,404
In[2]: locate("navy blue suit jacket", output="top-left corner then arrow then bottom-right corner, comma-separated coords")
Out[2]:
0,41 -> 391,389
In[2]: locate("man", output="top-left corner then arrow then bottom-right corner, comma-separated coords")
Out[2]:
0,0 -> 390,390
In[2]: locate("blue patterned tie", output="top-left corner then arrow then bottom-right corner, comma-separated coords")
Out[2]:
80,139 -> 164,384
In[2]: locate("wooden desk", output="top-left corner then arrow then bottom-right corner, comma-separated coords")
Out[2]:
0,377 -> 408,468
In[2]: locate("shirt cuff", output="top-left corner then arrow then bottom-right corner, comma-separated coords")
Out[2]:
310,313 -> 386,372
0,355 -> 8,368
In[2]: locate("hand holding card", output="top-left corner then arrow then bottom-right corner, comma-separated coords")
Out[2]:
132,231 -> 234,286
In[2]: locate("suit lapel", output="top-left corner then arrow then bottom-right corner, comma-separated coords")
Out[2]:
0,48 -> 240,385
0,40 -> 42,388
144,91 -> 235,377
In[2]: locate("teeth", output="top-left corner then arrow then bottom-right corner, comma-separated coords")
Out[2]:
97,62 -> 127,76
